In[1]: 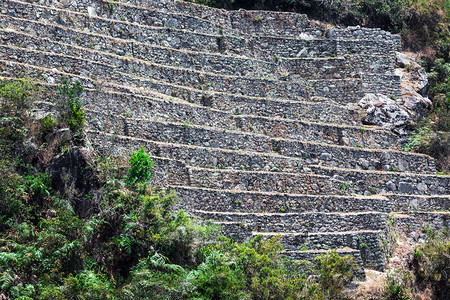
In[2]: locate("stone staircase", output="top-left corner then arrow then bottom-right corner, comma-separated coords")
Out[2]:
1,0 -> 448,273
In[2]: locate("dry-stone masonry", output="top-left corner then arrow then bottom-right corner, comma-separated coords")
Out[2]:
1,0 -> 448,274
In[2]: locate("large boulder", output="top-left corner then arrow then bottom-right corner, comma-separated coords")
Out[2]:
358,52 -> 432,143
395,51 -> 432,119
359,93 -> 413,140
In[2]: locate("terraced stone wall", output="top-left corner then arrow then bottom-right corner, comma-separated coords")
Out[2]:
1,0 -> 448,275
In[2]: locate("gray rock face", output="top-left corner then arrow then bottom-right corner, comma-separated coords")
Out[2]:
394,51 -> 432,119
398,182 -> 413,194
386,181 -> 396,192
359,93 -> 413,137
396,52 -> 410,68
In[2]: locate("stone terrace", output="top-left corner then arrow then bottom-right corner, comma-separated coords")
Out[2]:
0,0 -> 448,274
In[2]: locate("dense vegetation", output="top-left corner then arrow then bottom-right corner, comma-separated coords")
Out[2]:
0,79 -> 366,299
187,0 -> 450,172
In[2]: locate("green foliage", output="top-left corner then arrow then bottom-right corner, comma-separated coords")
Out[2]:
40,271 -> 116,300
402,106 -> 450,171
191,250 -> 248,299
40,114 -> 56,137
0,161 -> 29,229
412,230 -> 450,298
57,77 -> 85,133
314,250 -> 356,299
429,58 -> 450,107
382,270 -> 412,300
125,147 -> 154,186
25,172 -> 51,199
0,80 -> 36,154
0,79 -> 36,115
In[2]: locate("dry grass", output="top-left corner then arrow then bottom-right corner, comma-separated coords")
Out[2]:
353,270 -> 386,299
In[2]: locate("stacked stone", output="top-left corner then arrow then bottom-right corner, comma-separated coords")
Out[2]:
0,0 -> 448,274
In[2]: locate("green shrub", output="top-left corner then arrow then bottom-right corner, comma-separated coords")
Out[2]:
190,250 -> 248,299
0,79 -> 36,115
0,80 -> 36,153
125,147 -> 154,186
25,172 -> 51,199
0,161 -> 29,229
40,114 -> 56,137
314,250 -> 357,299
57,77 -> 85,133
413,230 -> 450,299
38,211 -> 86,274
382,270 -> 412,300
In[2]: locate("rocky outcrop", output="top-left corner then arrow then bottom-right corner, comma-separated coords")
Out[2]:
358,52 -> 432,142
358,93 -> 413,142
395,51 -> 432,120
46,147 -> 99,217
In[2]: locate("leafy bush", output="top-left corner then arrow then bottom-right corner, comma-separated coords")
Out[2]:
314,250 -> 356,299
403,106 -> 450,171
25,172 -> 51,200
0,80 -> 36,154
412,230 -> 450,299
125,147 -> 154,186
0,79 -> 36,115
0,161 -> 29,230
57,77 -> 85,133
40,114 -> 56,137
382,270 -> 412,300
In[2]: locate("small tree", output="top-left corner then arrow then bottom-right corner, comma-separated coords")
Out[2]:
315,250 -> 357,299
126,147 -> 154,186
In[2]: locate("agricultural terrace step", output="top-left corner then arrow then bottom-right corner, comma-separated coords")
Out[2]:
0,41 -> 401,103
385,194 -> 450,212
187,165 -> 449,196
83,124 -> 432,175
390,212 -> 450,232
66,0 -> 323,38
306,75 -> 401,104
311,166 -> 450,196
27,77 -> 361,129
88,139 -> 345,194
83,108 -> 400,153
281,249 -> 366,276
174,185 -> 389,213
0,25 -> 395,81
255,230 -> 385,270
82,129 -> 306,174
193,210 -> 387,233
187,167 -> 350,195
0,43 -> 310,100
283,56 -> 395,78
271,139 -> 433,173
0,25 -> 276,79
170,186 -> 450,214
84,129 -> 433,184
4,0 -> 400,60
